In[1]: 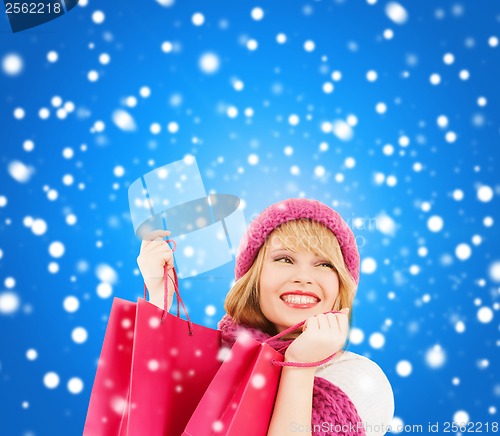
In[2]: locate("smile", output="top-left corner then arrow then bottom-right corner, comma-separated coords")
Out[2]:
280,291 -> 320,308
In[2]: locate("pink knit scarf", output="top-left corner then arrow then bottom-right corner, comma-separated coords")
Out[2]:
218,314 -> 366,436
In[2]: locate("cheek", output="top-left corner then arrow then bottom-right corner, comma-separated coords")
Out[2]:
259,266 -> 280,292
258,275 -> 271,306
258,277 -> 280,312
325,274 -> 340,301
258,291 -> 276,321
259,280 -> 274,305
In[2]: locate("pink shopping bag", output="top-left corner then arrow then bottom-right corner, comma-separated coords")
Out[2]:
183,334 -> 282,436
183,316 -> 339,436
84,262 -> 222,436
121,297 -> 222,435
83,298 -> 137,436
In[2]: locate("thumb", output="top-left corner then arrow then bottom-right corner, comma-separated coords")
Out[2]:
339,307 -> 350,316
143,229 -> 172,241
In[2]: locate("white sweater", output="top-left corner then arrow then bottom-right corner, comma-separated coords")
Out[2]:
315,351 -> 394,436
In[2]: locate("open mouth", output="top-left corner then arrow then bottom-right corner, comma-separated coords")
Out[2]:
280,291 -> 320,308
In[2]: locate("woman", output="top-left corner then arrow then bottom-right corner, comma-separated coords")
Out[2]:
138,198 -> 394,435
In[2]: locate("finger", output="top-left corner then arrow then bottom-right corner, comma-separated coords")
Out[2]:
150,249 -> 171,262
142,229 -> 172,241
335,310 -> 349,333
161,251 -> 174,265
304,315 -> 320,331
149,240 -> 174,252
146,246 -> 174,263
140,242 -> 160,254
140,236 -> 169,251
339,308 -> 350,327
316,313 -> 330,330
145,239 -> 175,254
325,312 -> 337,329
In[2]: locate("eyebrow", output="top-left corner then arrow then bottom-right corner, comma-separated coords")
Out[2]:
269,249 -> 329,261
269,248 -> 291,254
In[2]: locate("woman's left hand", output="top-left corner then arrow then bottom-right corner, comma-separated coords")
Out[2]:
284,308 -> 350,364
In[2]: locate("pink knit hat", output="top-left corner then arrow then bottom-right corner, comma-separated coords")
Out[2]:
235,198 -> 360,284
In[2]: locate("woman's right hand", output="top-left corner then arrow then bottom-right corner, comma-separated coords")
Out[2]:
284,308 -> 350,364
136,229 -> 175,310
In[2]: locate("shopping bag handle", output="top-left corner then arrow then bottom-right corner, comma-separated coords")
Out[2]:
265,311 -> 343,368
143,239 -> 193,335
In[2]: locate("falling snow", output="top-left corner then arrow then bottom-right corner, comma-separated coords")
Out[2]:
1,1 -> 499,434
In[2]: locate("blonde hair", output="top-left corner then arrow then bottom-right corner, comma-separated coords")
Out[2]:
224,219 -> 358,336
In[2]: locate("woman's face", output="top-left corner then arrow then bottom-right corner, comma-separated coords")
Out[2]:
259,236 -> 340,332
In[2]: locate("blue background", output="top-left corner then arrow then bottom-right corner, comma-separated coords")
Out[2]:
0,0 -> 499,435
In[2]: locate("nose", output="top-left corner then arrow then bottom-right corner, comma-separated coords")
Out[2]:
291,265 -> 314,285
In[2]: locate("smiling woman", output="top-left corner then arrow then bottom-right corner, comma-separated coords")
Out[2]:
225,218 -> 357,336
138,197 -> 394,436
260,236 -> 343,334
220,198 -> 394,436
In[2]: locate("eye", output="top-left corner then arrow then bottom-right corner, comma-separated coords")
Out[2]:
318,262 -> 334,269
274,256 -> 293,264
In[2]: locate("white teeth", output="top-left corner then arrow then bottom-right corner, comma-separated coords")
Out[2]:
282,295 -> 318,305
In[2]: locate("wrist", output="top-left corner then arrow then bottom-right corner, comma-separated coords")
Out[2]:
283,355 -> 319,368
148,297 -> 164,309
281,365 -> 316,378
